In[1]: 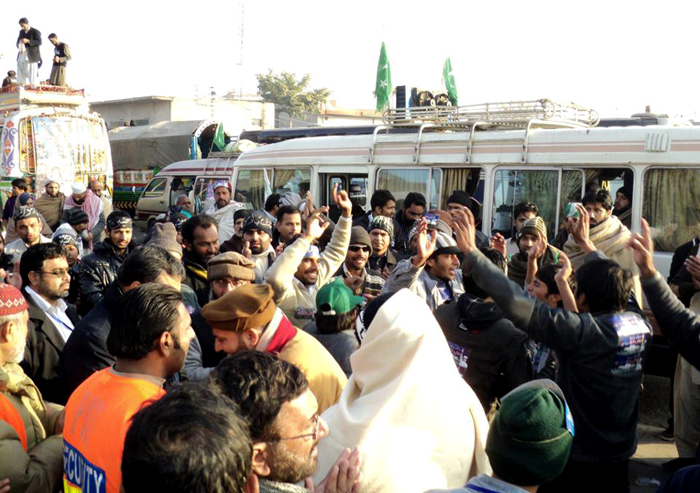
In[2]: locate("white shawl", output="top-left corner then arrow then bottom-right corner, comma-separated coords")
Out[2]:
312,289 -> 491,493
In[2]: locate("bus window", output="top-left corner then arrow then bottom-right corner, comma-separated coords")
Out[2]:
376,168 -> 429,209
234,169 -> 269,210
429,168 -> 442,210
643,168 -> 700,252
492,169 -> 559,238
273,168 -> 311,197
440,167 -> 483,209
143,177 -> 167,197
194,177 -> 231,213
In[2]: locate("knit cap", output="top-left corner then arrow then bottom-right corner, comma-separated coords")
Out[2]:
279,191 -> 303,208
148,223 -> 182,258
519,216 -> 547,239
201,284 -> 276,332
0,284 -> 28,315
349,226 -> 373,255
368,215 -> 394,237
234,209 -> 252,223
486,380 -> 574,486
65,208 -> 89,226
207,252 -> 255,282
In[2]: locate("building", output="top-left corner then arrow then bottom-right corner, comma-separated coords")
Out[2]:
277,100 -> 383,128
89,95 -> 275,132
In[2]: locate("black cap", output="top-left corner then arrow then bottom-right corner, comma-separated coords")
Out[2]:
66,208 -> 89,226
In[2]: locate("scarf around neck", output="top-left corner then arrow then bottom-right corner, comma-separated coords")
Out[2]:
0,362 -> 47,442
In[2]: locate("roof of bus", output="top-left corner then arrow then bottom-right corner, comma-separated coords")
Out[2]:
235,124 -> 700,167
160,157 -> 235,176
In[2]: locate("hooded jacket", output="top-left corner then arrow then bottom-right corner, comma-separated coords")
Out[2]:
77,239 -> 135,314
0,362 -> 64,493
434,294 -> 533,411
313,289 -> 491,492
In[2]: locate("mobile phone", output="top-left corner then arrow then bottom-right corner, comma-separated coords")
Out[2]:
424,212 -> 440,226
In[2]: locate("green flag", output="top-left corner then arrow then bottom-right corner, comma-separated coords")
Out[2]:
213,123 -> 226,151
375,42 -> 392,112
443,57 -> 458,105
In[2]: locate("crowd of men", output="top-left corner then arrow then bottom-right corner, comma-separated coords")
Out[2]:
1,175 -> 699,493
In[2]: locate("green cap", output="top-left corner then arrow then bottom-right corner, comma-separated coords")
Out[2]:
316,278 -> 365,315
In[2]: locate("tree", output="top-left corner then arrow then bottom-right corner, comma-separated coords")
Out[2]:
256,70 -> 331,126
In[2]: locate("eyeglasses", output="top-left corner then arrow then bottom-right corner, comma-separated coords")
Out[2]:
38,269 -> 70,279
348,245 -> 371,253
212,278 -> 247,289
275,414 -> 320,442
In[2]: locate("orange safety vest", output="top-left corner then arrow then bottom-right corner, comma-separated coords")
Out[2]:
0,393 -> 27,450
62,368 -> 165,493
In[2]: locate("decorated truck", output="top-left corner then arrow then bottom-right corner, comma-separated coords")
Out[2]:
108,120 -> 225,212
0,85 -> 112,199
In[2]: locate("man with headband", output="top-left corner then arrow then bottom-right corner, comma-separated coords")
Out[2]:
77,211 -> 135,314
265,185 -> 353,327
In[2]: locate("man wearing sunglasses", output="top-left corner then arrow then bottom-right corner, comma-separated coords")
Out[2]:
211,351 -> 360,493
333,227 -> 385,302
19,243 -> 79,404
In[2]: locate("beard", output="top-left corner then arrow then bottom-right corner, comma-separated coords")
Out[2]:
268,441 -> 318,484
9,338 -> 26,364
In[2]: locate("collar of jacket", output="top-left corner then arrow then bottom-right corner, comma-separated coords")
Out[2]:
183,250 -> 208,280
95,238 -> 135,259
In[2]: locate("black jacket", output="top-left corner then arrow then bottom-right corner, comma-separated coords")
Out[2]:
62,281 -> 120,394
63,281 -> 200,394
77,239 -> 134,314
191,312 -> 225,370
182,250 -> 211,308
464,249 -> 651,463
21,291 -> 79,405
668,237 -> 700,307
393,210 -> 415,257
434,293 -> 533,411
17,27 -> 42,64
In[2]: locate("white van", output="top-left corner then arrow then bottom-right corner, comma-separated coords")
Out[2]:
135,154 -> 236,224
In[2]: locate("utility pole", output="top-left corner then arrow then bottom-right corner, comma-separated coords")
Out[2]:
238,2 -> 245,98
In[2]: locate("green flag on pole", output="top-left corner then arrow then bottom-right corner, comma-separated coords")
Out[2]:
213,122 -> 226,151
375,42 -> 392,112
443,57 -> 458,106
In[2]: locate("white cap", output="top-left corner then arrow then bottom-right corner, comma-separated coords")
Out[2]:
72,182 -> 87,195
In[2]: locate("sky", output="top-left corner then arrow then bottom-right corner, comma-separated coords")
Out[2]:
3,0 -> 700,119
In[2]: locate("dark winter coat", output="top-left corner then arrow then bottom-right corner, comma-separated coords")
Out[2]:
77,239 -> 134,314
17,27 -> 42,64
21,292 -> 79,405
434,293 -> 533,411
182,250 -> 211,308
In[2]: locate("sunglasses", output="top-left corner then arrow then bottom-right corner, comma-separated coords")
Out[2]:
348,245 -> 371,253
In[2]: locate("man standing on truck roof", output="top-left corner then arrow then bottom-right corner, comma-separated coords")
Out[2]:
16,18 -> 42,87
47,33 -> 70,87
204,180 -> 243,246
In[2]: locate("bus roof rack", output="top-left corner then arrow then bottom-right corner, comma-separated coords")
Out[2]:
382,99 -> 600,129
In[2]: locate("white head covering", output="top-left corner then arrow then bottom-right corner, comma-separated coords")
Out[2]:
72,182 -> 87,195
313,289 -> 491,492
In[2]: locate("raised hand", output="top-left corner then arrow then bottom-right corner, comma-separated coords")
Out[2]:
453,208 -> 477,255
332,183 -> 353,218
569,204 -> 596,253
528,233 -> 547,262
411,218 -> 437,267
304,207 -> 331,242
627,218 -> 656,279
491,232 -> 507,259
555,251 -> 573,283
243,241 -> 252,260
